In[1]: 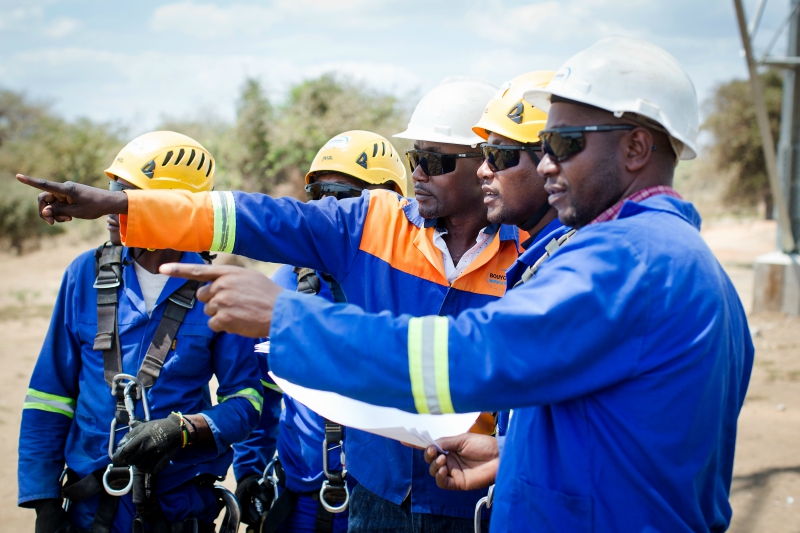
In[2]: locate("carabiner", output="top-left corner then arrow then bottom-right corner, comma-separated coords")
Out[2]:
258,457 -> 280,511
473,484 -> 495,533
58,469 -> 72,513
110,374 -> 150,423
103,464 -> 134,497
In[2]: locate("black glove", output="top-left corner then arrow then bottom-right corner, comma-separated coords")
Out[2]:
235,474 -> 275,526
33,499 -> 72,533
112,413 -> 184,474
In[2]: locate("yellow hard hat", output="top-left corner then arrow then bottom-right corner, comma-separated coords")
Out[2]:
472,71 -> 555,144
105,131 -> 214,192
305,130 -> 407,196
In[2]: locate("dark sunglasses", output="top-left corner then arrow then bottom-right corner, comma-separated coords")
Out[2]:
481,143 -> 542,171
305,182 -> 364,201
109,180 -> 136,192
540,125 -> 636,162
405,149 -> 482,176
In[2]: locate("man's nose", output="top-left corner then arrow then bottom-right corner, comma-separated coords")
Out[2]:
537,153 -> 558,178
477,159 -> 494,181
411,163 -> 429,183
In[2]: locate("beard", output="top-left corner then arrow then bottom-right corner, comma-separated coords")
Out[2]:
560,152 -> 624,228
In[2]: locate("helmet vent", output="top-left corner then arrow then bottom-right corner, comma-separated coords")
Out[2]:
372,144 -> 378,157
186,149 -> 196,166
381,142 -> 386,156
197,152 -> 205,170
206,158 -> 214,177
175,148 -> 185,165
162,151 -> 174,166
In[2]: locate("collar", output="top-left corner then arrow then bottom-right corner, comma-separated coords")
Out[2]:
589,186 -> 682,225
121,248 -> 201,314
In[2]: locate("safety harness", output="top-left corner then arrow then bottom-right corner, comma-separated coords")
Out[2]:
60,243 -> 219,533
251,267 -> 349,533
513,229 -> 577,287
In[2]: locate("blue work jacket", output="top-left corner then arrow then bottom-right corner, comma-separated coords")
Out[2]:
266,195 -> 755,532
18,248 -> 270,524
233,265 -> 346,494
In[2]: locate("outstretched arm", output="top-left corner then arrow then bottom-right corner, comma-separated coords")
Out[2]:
16,174 -> 128,224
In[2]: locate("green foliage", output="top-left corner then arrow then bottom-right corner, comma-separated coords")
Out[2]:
0,89 -> 125,252
703,70 -> 783,217
1,73 -> 409,252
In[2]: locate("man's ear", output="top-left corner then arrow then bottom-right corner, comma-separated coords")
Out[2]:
623,128 -> 655,173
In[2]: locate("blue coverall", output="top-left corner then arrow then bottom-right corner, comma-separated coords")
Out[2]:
121,188 -> 519,519
233,265 -> 348,533
265,195 -> 755,532
18,248 -> 278,531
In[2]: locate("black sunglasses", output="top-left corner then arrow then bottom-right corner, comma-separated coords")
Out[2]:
305,182 -> 364,201
109,180 -> 136,192
481,143 -> 542,171
540,125 -> 636,162
405,149 -> 482,176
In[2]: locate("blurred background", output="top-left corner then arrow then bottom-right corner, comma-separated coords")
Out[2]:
0,1 -> 798,531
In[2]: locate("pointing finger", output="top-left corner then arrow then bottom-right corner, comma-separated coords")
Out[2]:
17,174 -> 70,195
158,263 -> 241,282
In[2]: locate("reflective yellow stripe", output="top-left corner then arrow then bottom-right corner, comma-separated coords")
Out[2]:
210,191 -> 236,253
408,318 -> 427,414
432,317 -> 454,414
23,388 -> 76,418
407,316 -> 453,414
218,387 -> 263,413
261,379 -> 282,393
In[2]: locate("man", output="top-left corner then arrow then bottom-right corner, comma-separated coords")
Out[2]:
233,130 -> 407,533
156,38 -> 751,532
17,132 -> 271,533
20,77 -> 514,531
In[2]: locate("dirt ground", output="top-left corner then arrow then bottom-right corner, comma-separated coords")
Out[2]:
0,219 -> 797,532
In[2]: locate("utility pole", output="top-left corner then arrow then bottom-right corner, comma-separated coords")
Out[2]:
733,0 -> 800,315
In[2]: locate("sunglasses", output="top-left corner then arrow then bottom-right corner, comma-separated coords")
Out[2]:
405,149 -> 482,176
109,180 -> 136,192
540,125 -> 636,162
305,182 -> 364,201
481,143 -> 542,171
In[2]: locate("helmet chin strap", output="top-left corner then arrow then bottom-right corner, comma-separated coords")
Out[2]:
518,201 -> 553,232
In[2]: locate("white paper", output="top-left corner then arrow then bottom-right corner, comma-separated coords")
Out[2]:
269,372 -> 480,451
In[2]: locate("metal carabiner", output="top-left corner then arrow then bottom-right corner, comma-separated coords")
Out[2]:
473,484 -> 495,533
256,457 -> 280,514
110,374 -> 151,423
213,484 -> 241,533
103,464 -> 135,497
319,436 -> 349,513
58,469 -> 72,513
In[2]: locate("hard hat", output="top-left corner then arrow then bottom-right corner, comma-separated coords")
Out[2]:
105,131 -> 214,192
473,71 -> 555,144
305,130 -> 408,196
524,37 -> 699,160
394,76 -> 498,147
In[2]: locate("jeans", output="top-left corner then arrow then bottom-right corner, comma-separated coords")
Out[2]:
347,484 -> 489,533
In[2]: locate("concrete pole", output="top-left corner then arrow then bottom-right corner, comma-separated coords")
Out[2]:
778,0 -> 800,250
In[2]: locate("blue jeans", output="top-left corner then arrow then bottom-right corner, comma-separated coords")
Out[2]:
347,484 -> 488,533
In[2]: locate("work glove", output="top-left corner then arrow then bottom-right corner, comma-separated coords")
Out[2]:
112,413 -> 185,474
33,498 -> 73,533
235,474 -> 275,526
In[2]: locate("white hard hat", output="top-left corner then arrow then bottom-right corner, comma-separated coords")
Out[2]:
394,76 -> 498,147
524,37 -> 699,160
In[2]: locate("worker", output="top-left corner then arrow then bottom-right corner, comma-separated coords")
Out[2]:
152,37 -> 752,532
232,130 -> 407,533
19,77 -> 516,532
17,132 -> 274,533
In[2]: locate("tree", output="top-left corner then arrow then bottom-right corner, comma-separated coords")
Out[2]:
703,70 -> 783,218
235,78 -> 273,193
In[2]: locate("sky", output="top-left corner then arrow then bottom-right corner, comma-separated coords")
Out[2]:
0,0 -> 795,131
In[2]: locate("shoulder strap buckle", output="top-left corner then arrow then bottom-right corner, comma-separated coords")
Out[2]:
93,278 -> 122,289
168,293 -> 196,309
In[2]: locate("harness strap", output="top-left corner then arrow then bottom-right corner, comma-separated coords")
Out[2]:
513,229 -> 577,287
93,244 -> 124,387
138,280 -> 200,389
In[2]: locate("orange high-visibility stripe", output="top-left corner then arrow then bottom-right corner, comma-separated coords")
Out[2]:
360,191 -> 448,287
360,191 -> 515,296
120,190 -> 214,252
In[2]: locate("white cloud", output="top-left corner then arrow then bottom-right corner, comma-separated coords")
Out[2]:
44,17 -> 81,38
151,2 -> 281,39
272,0 -> 378,12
